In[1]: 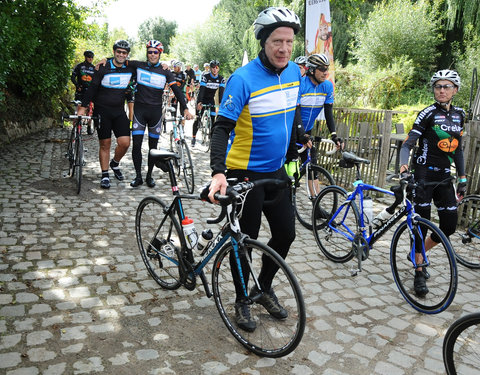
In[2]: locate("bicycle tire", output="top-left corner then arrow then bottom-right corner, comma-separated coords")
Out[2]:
67,125 -> 76,177
180,140 -> 195,194
451,195 -> 480,269
443,312 -> 480,375
293,164 -> 334,229
169,131 -> 181,176
211,238 -> 306,357
200,111 -> 211,150
390,217 -> 457,314
74,132 -> 83,194
136,197 -> 183,290
312,185 -> 359,263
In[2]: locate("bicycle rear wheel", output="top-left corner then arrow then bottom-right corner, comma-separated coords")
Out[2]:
200,111 -> 211,150
211,238 -> 305,357
450,195 -> 480,269
74,133 -> 83,194
443,312 -> 480,375
293,164 -> 334,229
136,197 -> 183,290
312,185 -> 358,262
390,217 -> 457,314
169,131 -> 181,176
66,125 -> 76,177
180,140 -> 194,194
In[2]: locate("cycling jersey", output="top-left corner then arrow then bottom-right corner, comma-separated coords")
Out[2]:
217,56 -> 301,172
172,70 -> 187,91
126,60 -> 186,111
194,69 -> 202,83
400,102 -> 465,176
81,59 -> 134,108
185,68 -> 196,84
299,75 -> 334,132
197,72 -> 225,104
71,61 -> 95,94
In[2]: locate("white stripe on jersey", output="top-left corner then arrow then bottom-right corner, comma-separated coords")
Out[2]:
101,73 -> 132,89
249,87 -> 299,116
300,93 -> 327,108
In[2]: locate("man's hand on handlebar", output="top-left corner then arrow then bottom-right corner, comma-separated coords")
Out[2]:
77,107 -> 87,116
208,173 -> 227,203
183,109 -> 193,120
330,132 -> 344,150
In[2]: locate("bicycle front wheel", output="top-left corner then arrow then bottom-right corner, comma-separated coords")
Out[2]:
180,140 -> 194,194
67,126 -> 76,177
136,197 -> 183,290
450,195 -> 480,269
74,133 -> 83,194
293,164 -> 334,229
169,132 -> 181,176
200,112 -> 211,150
443,312 -> 480,375
312,185 -> 358,263
390,217 -> 457,314
211,238 -> 305,357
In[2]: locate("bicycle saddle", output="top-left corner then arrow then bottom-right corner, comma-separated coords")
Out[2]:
150,149 -> 180,172
342,151 -> 371,165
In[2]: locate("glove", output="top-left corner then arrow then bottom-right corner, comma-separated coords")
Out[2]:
284,160 -> 299,180
331,133 -> 342,146
457,182 -> 467,199
400,171 -> 414,184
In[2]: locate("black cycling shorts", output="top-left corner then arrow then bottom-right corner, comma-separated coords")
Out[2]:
93,105 -> 130,140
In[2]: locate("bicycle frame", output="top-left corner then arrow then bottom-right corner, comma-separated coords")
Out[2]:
326,179 -> 430,273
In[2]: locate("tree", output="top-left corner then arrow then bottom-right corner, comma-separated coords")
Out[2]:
138,17 -> 177,54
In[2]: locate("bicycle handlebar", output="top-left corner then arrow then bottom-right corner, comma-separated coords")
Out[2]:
63,114 -> 99,121
164,116 -> 184,123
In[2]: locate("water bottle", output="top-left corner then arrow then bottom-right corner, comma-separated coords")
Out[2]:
363,196 -> 373,227
182,216 -> 198,250
197,229 -> 213,254
372,208 -> 393,229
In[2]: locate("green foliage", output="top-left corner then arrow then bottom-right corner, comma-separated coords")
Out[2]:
138,17 -> 178,54
0,0 -> 83,119
353,0 -> 441,76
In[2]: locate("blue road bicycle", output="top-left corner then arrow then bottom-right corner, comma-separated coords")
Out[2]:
312,151 -> 457,314
135,149 -> 306,357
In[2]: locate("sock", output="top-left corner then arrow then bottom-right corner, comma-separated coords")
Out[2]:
102,170 -> 109,179
110,159 -> 119,168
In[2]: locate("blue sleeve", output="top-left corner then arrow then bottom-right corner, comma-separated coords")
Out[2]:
217,73 -> 249,122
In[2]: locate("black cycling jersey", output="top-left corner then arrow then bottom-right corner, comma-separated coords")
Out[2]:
400,102 -> 465,176
126,60 -> 186,112
172,70 -> 187,91
71,61 -> 95,94
185,68 -> 196,84
81,59 -> 135,108
197,72 -> 225,104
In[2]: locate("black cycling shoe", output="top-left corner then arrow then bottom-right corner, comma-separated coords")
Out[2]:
407,253 -> 430,279
414,270 -> 429,296
250,286 -> 288,319
109,160 -> 124,181
146,176 -> 155,188
100,177 -> 110,189
234,302 -> 256,332
130,177 -> 143,187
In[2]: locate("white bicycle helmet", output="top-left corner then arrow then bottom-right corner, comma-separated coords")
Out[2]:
430,69 -> 461,90
253,7 -> 301,40
146,40 -> 163,53
306,53 -> 330,69
294,56 -> 307,65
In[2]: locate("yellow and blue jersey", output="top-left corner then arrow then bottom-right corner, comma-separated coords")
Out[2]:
299,76 -> 334,132
218,57 -> 302,172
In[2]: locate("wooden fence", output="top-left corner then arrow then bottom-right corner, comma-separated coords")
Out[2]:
312,108 -> 480,192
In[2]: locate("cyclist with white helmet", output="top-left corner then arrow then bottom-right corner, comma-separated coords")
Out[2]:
126,41 -> 193,188
294,55 -> 307,76
208,7 -> 302,332
399,69 -> 466,297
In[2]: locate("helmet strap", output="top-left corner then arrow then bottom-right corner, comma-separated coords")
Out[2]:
308,69 -> 321,85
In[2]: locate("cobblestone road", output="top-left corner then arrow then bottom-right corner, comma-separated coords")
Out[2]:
0,124 -> 479,375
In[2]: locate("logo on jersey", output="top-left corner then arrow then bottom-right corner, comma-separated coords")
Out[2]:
223,95 -> 235,112
437,137 -> 458,153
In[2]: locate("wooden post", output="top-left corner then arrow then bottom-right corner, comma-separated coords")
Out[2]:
376,110 -> 392,189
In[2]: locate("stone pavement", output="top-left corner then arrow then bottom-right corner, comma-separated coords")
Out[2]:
0,123 -> 479,375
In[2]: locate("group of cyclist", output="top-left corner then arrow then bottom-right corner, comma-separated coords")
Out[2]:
71,5 -> 467,331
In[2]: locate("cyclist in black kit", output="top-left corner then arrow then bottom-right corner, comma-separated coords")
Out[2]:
400,69 -> 466,296
78,40 -> 135,189
191,60 -> 225,147
170,61 -> 187,119
127,41 -> 193,187
71,50 -> 95,107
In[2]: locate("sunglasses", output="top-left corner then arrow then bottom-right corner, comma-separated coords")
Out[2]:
147,50 -> 160,55
434,84 -> 455,90
85,55 -> 94,58
115,50 -> 128,55
316,66 -> 329,72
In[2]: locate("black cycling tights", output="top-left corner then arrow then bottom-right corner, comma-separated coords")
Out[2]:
132,134 -> 158,178
226,168 -> 296,301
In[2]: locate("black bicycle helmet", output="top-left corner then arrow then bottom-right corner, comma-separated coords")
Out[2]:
84,50 -> 94,58
210,60 -> 220,68
113,40 -> 130,52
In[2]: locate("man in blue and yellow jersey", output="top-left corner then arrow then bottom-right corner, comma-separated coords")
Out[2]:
208,7 -> 302,333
